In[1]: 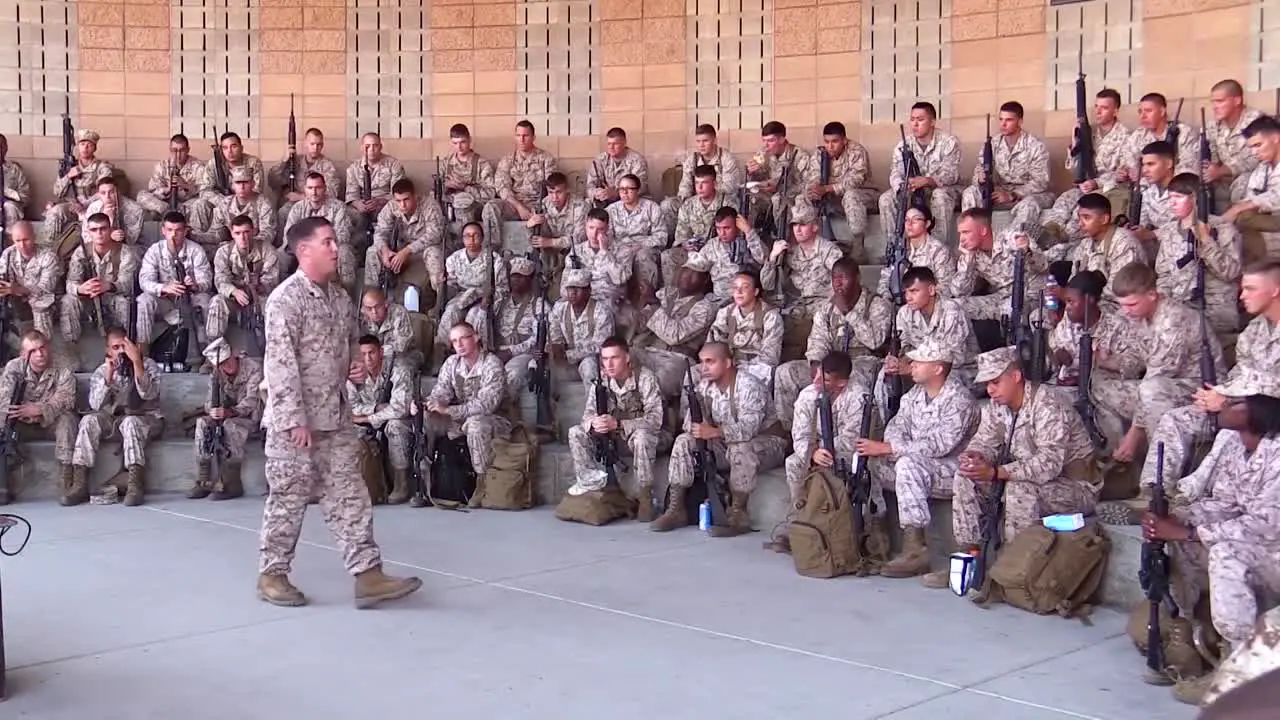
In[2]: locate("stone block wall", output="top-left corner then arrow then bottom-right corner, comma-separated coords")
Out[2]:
0,0 -> 1276,212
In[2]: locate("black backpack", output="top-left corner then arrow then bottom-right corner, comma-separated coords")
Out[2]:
428,436 -> 476,509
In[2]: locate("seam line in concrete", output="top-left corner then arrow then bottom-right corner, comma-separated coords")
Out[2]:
143,505 -> 1110,720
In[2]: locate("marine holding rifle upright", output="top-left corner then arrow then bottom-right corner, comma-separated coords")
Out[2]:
61,213 -> 139,349
365,178 -> 447,313
137,212 -> 214,368
349,334 -> 416,505
0,330 -> 77,505
877,102 -> 963,240
439,222 -> 508,349
190,338 -> 262,501
207,214 -> 280,353
0,220 -> 61,344
1041,88 -> 1132,246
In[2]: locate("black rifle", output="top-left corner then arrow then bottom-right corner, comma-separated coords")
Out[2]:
379,218 -> 402,294
884,320 -> 905,422
591,159 -> 607,211
285,95 -> 298,198
482,250 -> 498,351
407,375 -> 429,507
58,100 -> 75,200
817,146 -> 834,239
242,263 -> 266,357
1175,205 -> 1219,433
1138,442 -> 1173,678
528,262 -> 554,432
847,394 -> 876,540
361,162 -> 377,250
817,376 -> 868,555
0,148 -> 7,244
1198,108 -> 1214,215
897,124 -> 927,219
684,364 -> 727,527
591,359 -> 621,487
211,127 -> 230,196
1005,249 -> 1029,350
972,419 -> 1017,591
1076,308 -> 1106,450
1071,54 -> 1097,185
433,157 -> 453,222
82,253 -> 108,336
203,370 -> 230,489
1167,99 -> 1185,165
167,155 -> 181,212
980,114 -> 995,212
0,357 -> 29,505
164,254 -> 199,373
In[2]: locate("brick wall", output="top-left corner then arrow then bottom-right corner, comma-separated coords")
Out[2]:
0,0 -> 1276,214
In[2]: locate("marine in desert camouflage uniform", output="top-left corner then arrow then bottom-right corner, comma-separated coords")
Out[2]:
548,268 -> 614,385
745,121 -> 813,234
439,222 -> 508,347
1120,93 -> 1200,184
484,120 -> 558,250
71,327 -> 163,507
44,128 -> 115,245
0,221 -> 60,343
874,205 -> 956,300
198,166 -> 276,258
663,164 -> 740,289
1223,115 -> 1280,263
961,101 -> 1054,237
487,258 -> 544,400
283,172 -> 357,289
136,134 -> 210,229
860,340 -> 979,578
207,215 -> 280,349
566,336 -> 668,502
137,213 -> 214,367
604,174 -> 666,289
82,177 -> 144,246
525,171 -> 589,291
629,254 -> 719,398
801,121 -> 874,260
350,334 -> 416,505
366,178 -> 447,311
660,124 -> 744,231
197,131 -> 266,210
345,133 -> 407,249
0,134 -> 32,228
0,331 -> 76,505
698,207 -> 767,302
878,102 -> 963,240
949,208 -> 1047,321
1203,80 -> 1266,207
760,206 -> 843,340
269,127 -> 343,230
257,217 -> 422,609
440,124 -> 496,226
706,272 -> 783,389
61,214 -> 139,345
567,209 -> 632,305
652,341 -> 788,534
1041,88 -> 1133,245
1153,174 -> 1243,336
1065,193 -> 1147,306
190,338 -> 263,501
1125,141 -> 1179,249
586,127 -> 650,204
359,287 -> 423,372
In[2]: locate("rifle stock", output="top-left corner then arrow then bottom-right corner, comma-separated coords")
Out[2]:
1071,55 -> 1097,185
817,146 -> 834,239
684,364 -> 727,526
980,114 -> 994,212
59,99 -> 75,200
1139,442 -> 1173,677
591,359 -> 621,487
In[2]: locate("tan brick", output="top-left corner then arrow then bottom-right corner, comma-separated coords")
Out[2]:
816,52 -> 860,78
776,7 -> 817,34
951,13 -> 997,42
995,35 -> 1043,62
600,0 -> 642,20
124,4 -> 168,26
601,43 -> 645,67
125,0 -> 168,6
475,92 -> 516,116
474,49 -> 515,71
303,6 -> 346,28
775,55 -> 817,81
475,70 -> 516,92
951,38 -> 998,66
602,20 -> 643,44
125,93 -> 170,118
816,76 -> 860,101
824,3 -> 860,27
80,71 -> 126,94
434,51 -> 474,73
471,115 -> 515,137
1144,0 -> 1246,17
817,25 -> 859,53
643,111 -> 686,135
125,27 -> 168,50
434,72 -> 475,94
302,74 -> 343,96
80,93 -> 125,116
773,104 -> 817,129
997,7 -> 1043,37
603,65 -> 645,89
260,0 -> 303,7
774,78 -> 817,105
125,50 -> 169,73
1193,5 -> 1250,37
996,57 -> 1042,88
260,94 -> 294,119
821,100 -> 860,125
303,30 -> 345,51
475,26 -> 515,49
432,5 -> 474,27
123,116 -> 168,139
645,40 -> 686,65
79,3 -> 123,26
774,31 -> 817,56
305,52 -> 346,74
261,31 -> 304,53
643,63 -> 684,87
261,7 -> 303,28
474,3 -> 515,26
125,139 -> 171,160
81,26 -> 125,49
125,71 -> 170,94
261,52 -> 303,75
998,0 -> 1041,8
602,88 -> 645,113
643,85 -> 684,110
432,28 -> 473,51
954,0 -> 997,12
434,93 -> 475,117
556,136 -> 600,159
950,90 -> 1000,119
643,17 -> 682,38
642,0 -> 682,16
302,94 -> 347,118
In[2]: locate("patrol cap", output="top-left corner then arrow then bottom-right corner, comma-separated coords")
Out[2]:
509,257 -> 535,276
682,251 -> 712,274
202,337 -> 235,367
562,268 -> 591,288
906,338 -> 953,364
76,129 -> 101,144
973,346 -> 1019,384
790,202 -> 816,225
231,166 -> 254,184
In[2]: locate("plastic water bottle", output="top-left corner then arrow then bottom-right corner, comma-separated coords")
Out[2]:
1043,275 -> 1061,314
698,500 -> 711,531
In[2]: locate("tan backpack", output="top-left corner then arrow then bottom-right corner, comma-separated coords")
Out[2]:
476,425 -> 538,510
554,485 -> 635,526
789,469 -> 874,579
984,521 -> 1110,617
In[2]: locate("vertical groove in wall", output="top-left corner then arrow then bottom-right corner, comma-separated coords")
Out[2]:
170,0 -> 259,140
1044,0 -> 1141,111
520,0 -> 598,137
862,0 -> 949,124
687,0 -> 771,132
3,0 -> 77,137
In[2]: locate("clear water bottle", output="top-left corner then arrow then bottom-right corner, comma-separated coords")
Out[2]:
698,500 -> 712,531
1043,275 -> 1061,314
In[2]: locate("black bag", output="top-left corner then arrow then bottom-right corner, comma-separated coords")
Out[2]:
428,436 -> 476,509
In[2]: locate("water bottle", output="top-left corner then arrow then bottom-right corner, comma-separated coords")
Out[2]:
698,500 -> 711,531
1043,275 -> 1061,314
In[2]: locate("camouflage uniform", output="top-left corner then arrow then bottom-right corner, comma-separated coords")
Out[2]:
629,281 -> 720,398
1153,217 -> 1243,335
877,131 -> 963,239
961,131 -> 1054,232
800,142 -> 874,251
663,191 -> 739,289
549,272 -> 614,383
207,241 -> 280,345
1045,308 -> 1144,452
872,373 -> 979,529
1207,108 -> 1266,205
426,351 -> 511,474
81,196 -> 146,246
344,156 -> 407,240
534,195 -> 589,252
953,357 -> 1100,546
566,365 -> 667,494
668,371 -> 788,493
365,195 -> 447,301
74,356 -> 163,470
0,158 -> 32,228
1236,159 -> 1280,260
259,272 -> 382,577
199,181 -> 277,254
362,302 -> 421,371
194,350 -> 264,462
348,359 -> 415,471
488,269 -> 544,400
45,133 -> 115,243
586,149 -> 650,198
198,155 -> 266,208
269,153 -> 344,229
872,297 -> 979,420
283,198 -> 357,288
746,143 -> 813,231
137,238 -> 214,350
0,357 -> 77,470
60,242 -> 139,343
1201,605 -> 1280,705
948,229 -> 1048,321
784,383 -> 878,509
706,301 -> 784,388
1041,122 -> 1132,242
660,146 -> 745,225
484,148 -> 557,248
137,157 -> 211,228
1167,429 -> 1280,648
1068,225 -> 1147,307
1124,122 -> 1200,180
874,234 -> 956,300
1134,180 -> 1176,231
605,198 -> 667,288
759,231 -> 843,316
439,247 -> 508,347
0,243 -> 59,340
442,152 -> 497,225
774,292 -> 892,429
700,230 -> 768,302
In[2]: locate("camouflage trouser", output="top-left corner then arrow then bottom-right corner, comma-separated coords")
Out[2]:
567,422 -> 671,493
1202,605 -> 1280,706
41,201 -> 82,244
426,412 -> 510,474
1235,209 -> 1280,264
16,414 -> 78,465
783,434 -> 855,504
659,244 -> 695,290
205,295 -> 256,345
1039,187 -> 1131,246
746,191 -> 801,236
1139,403 -> 1214,492
792,191 -> 872,258
194,415 -> 255,461
368,418 -> 411,470
956,293 -> 1011,322
1135,376 -> 1198,436
505,353 -> 534,401
961,191 -> 1053,236
480,198 -> 525,251
878,186 -> 961,242
136,293 -> 212,349
952,474 -> 1096,547
59,293 -> 132,343
259,428 -> 382,576
1169,530 -> 1280,646
774,356 -> 878,430
364,246 -> 443,304
137,194 -> 211,231
873,364 -> 976,424
612,241 -> 660,290
630,347 -> 692,399
552,355 -> 600,388
871,454 -> 958,529
667,432 -> 787,494
2,199 -> 24,227
1,297 -> 55,344
437,296 -> 479,347
657,197 -> 680,238
73,411 -> 162,468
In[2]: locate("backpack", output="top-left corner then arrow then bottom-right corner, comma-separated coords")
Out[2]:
789,469 -> 874,579
554,485 -> 634,526
476,425 -> 538,510
358,434 -> 388,505
428,436 -> 476,510
983,521 -> 1110,617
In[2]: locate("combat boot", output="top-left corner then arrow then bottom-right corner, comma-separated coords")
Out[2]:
257,573 -> 308,607
649,486 -> 689,532
881,527 -> 931,578
212,462 -> 244,501
468,473 -> 485,509
122,464 -> 146,506
635,484 -> 653,523
1172,672 -> 1216,707
188,460 -> 212,499
354,565 -> 424,609
61,464 -> 89,506
708,491 -> 753,538
387,469 -> 410,505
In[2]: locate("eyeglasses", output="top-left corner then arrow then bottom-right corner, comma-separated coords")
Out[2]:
618,185 -> 639,192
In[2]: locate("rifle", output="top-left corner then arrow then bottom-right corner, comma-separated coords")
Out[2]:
211,127 -> 230,196
0,264 -> 12,365
203,370 -> 230,490
817,375 -> 867,556
817,146 -> 834,239
591,159 -> 607,211
1175,205 -> 1218,433
1005,249 -> 1028,350
980,114 -> 995,212
379,218 -> 401,294
165,253 -> 199,373
0,356 -> 28,505
528,263 -> 554,432
1071,54 -> 1097,185
407,374 -> 429,507
481,249 -> 497,351
242,262 -> 265,356
1167,99 -> 1185,164
591,358 -> 621,487
58,99 -> 75,200
361,161 -> 376,249
1075,308 -> 1106,450
167,156 -> 181,212
0,148 -> 7,244
285,95 -> 298,198
1138,442 -> 1173,679
1198,108 -> 1214,215
847,394 -> 876,540
82,253 -> 108,336
433,157 -> 453,222
884,320 -> 904,422
897,124 -> 926,218
971,418 -> 1017,592
684,363 -> 728,527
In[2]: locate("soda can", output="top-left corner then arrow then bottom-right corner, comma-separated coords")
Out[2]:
698,500 -> 711,531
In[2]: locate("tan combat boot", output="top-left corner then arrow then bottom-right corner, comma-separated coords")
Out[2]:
62,465 -> 89,506
881,527 -> 931,578
354,565 -> 424,609
188,460 -> 213,499
1172,672 -> 1216,707
387,469 -> 410,505
257,573 -> 307,607
212,462 -> 244,501
468,473 -> 485,509
635,484 -> 653,523
708,491 -> 752,538
122,465 -> 145,506
649,486 -> 689,532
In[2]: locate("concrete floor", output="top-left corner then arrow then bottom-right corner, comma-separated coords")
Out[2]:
0,500 -> 1196,720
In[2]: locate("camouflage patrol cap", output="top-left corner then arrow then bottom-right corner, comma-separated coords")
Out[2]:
906,338 -> 952,364
1214,367 -> 1280,399
682,251 -> 712,274
562,268 -> 591,288
231,166 -> 254,184
790,201 -> 817,225
202,337 -> 234,367
973,346 -> 1019,383
509,257 -> 535,276
75,129 -> 100,144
